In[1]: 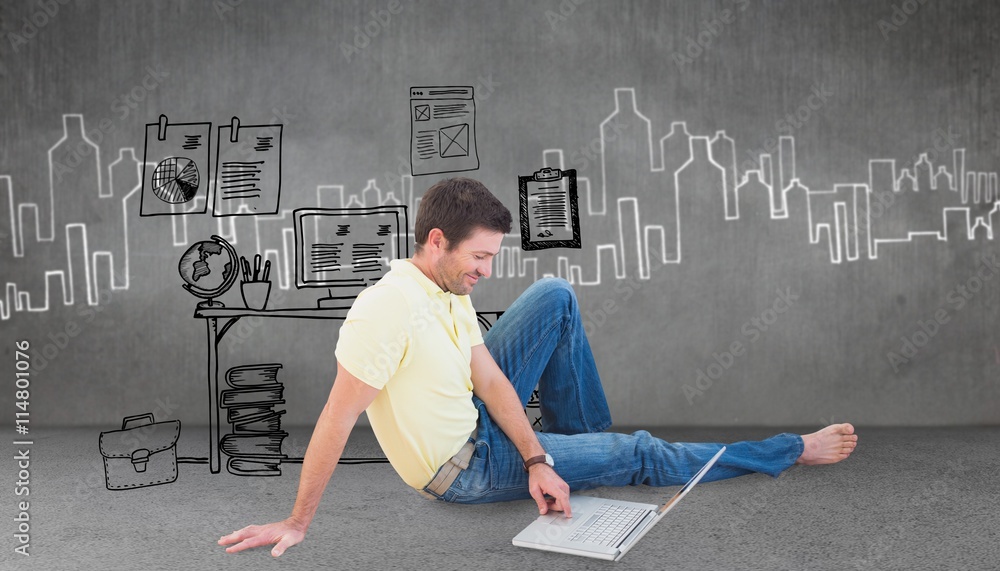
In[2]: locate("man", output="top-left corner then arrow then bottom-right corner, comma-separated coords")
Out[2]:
219,178 -> 858,557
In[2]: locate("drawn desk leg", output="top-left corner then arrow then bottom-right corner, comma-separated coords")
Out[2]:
205,315 -> 242,474
206,316 -> 221,474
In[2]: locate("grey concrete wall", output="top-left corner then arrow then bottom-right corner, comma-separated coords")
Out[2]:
2,0 -> 998,427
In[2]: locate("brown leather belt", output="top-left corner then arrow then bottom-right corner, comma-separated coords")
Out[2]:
422,430 -> 477,498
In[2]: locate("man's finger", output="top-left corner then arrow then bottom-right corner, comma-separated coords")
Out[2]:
563,502 -> 573,518
225,540 -> 259,554
225,533 -> 272,553
530,488 -> 549,515
552,487 -> 572,518
224,541 -> 252,554
272,535 -> 298,557
218,528 -> 249,546
557,496 -> 572,518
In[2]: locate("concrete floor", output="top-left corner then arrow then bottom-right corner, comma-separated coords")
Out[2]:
3,425 -> 998,570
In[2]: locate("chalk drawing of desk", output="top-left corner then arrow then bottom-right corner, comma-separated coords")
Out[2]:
193,306 -> 348,474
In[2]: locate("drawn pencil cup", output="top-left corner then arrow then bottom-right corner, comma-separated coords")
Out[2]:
240,281 -> 271,310
240,255 -> 272,310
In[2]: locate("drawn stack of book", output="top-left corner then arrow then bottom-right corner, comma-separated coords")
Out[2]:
219,363 -> 288,476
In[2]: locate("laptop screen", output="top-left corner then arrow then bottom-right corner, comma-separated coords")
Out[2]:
658,446 -> 725,514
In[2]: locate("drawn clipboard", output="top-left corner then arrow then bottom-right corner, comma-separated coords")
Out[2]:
213,116 -> 283,216
518,167 -> 581,250
139,115 -> 212,217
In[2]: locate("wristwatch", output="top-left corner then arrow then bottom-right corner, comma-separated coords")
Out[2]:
523,453 -> 554,472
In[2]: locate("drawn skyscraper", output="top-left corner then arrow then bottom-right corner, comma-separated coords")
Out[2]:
4,91 -> 1000,320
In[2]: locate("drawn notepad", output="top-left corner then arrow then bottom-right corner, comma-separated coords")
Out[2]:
213,116 -> 283,216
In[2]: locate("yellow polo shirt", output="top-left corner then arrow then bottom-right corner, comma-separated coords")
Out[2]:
334,259 -> 483,489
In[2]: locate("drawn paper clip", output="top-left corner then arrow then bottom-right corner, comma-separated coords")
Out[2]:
157,114 -> 169,141
229,116 -> 240,143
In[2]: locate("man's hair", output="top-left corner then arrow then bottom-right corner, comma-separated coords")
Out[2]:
414,178 -> 512,252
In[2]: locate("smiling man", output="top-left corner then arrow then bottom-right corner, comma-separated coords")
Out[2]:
219,177 -> 858,557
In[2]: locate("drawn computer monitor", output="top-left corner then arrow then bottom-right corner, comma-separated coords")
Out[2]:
293,206 -> 409,308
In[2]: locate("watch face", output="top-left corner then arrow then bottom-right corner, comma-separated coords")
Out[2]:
545,454 -> 554,467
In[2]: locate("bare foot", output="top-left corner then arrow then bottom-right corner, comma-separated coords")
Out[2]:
796,423 -> 858,465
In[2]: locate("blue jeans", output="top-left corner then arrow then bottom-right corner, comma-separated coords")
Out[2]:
423,278 -> 804,504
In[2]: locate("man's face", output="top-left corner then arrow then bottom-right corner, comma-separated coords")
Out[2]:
433,228 -> 504,295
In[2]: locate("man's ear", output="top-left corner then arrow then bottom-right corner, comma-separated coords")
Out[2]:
425,228 -> 448,252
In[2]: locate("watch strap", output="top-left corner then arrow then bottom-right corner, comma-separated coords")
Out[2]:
523,454 -> 549,472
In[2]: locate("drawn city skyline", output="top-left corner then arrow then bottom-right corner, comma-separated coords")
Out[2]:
2,89 -> 998,319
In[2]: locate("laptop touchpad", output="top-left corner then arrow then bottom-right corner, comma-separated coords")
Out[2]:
544,514 -> 576,526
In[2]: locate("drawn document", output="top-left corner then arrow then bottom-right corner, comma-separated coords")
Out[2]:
410,86 -> 479,176
213,116 -> 283,216
140,115 -> 212,216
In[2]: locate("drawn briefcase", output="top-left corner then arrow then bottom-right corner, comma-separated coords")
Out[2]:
99,413 -> 180,490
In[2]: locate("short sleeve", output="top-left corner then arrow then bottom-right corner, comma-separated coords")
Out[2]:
456,295 -> 484,347
334,285 -> 412,390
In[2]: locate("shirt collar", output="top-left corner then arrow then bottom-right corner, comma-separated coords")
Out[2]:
390,259 -> 450,298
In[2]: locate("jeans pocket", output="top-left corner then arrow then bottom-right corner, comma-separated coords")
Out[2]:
448,442 -> 492,501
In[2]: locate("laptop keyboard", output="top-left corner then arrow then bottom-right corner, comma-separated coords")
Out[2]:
567,504 -> 649,547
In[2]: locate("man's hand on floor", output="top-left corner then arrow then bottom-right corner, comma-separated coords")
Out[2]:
218,517 -> 306,557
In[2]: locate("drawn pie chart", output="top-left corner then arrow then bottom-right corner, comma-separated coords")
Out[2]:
151,157 -> 200,204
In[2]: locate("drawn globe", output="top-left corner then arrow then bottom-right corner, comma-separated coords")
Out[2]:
178,235 -> 239,304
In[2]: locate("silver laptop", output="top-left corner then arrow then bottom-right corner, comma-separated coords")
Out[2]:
512,446 -> 725,562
